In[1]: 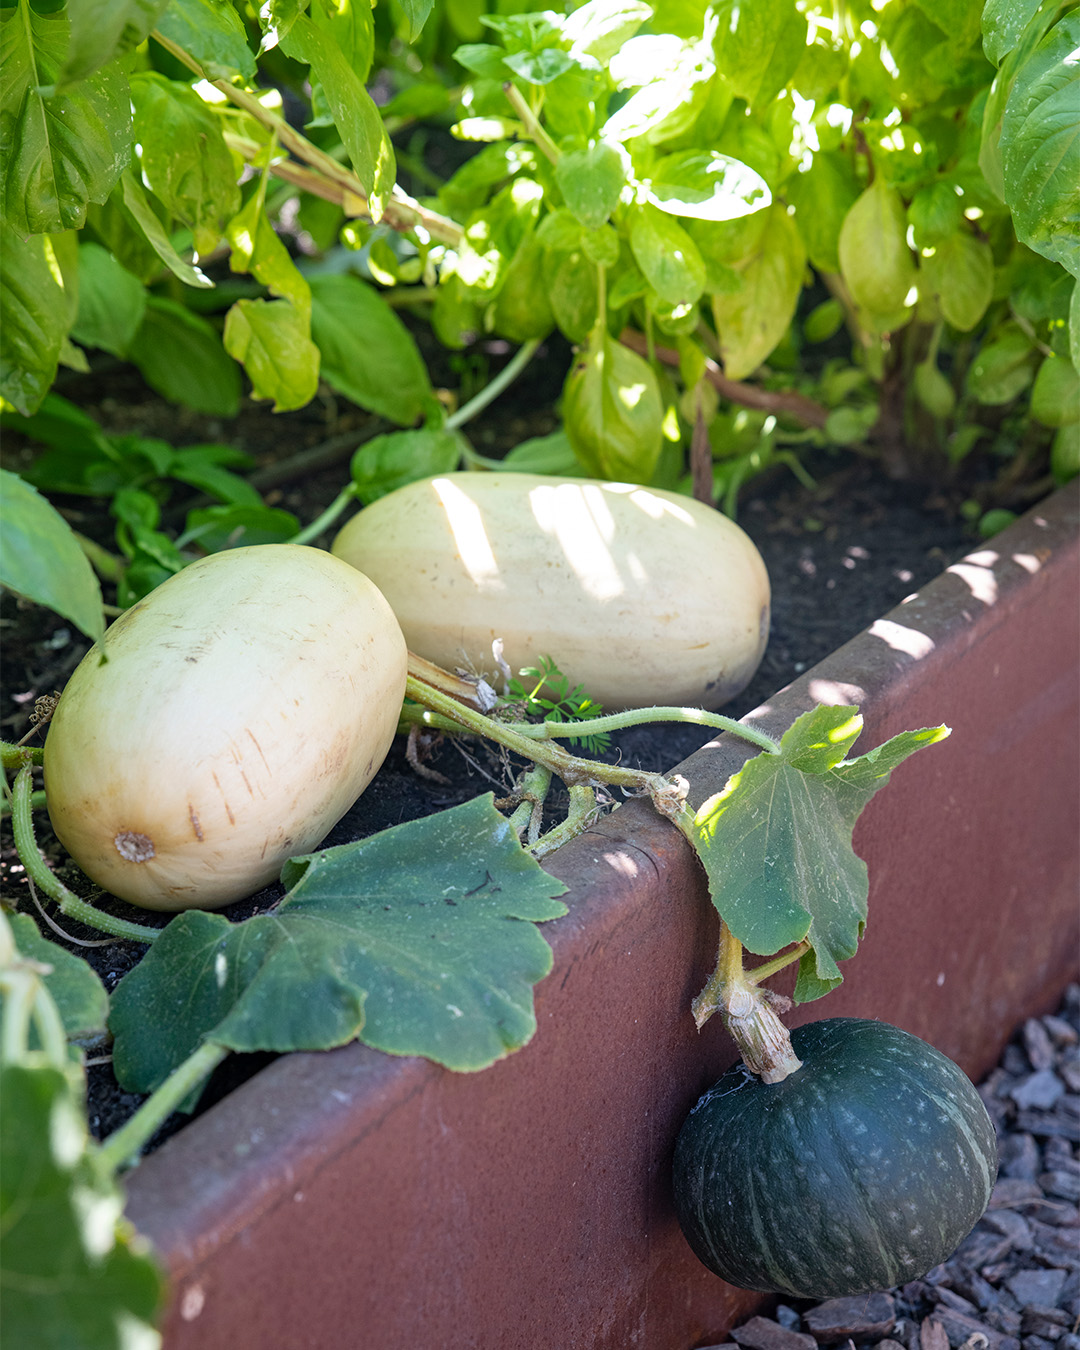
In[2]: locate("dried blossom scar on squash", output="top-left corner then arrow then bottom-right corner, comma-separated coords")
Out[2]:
43,545 -> 407,912
331,472 -> 770,711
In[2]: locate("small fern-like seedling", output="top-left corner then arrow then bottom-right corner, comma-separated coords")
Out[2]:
506,657 -> 612,755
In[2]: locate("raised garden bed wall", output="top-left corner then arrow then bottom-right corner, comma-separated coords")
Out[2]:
123,481 -> 1080,1350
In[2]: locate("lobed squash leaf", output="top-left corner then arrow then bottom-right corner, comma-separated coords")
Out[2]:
108,796 -> 568,1097
689,706 -> 950,1001
0,1064 -> 164,1350
8,913 -> 109,1043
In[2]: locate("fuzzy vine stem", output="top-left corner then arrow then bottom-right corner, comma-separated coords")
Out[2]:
513,706 -> 781,754
7,765 -> 162,946
98,1040 -> 231,1173
2,740 -> 43,768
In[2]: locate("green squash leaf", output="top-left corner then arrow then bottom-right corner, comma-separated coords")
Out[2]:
688,707 -> 950,1001
8,914 -> 108,1042
0,2 -> 130,235
310,273 -> 432,424
0,468 -> 105,641
71,242 -> 147,359
223,298 -> 320,412
130,296 -> 241,416
0,1064 -> 164,1350
109,796 -> 568,1090
919,229 -> 994,331
1000,10 -> 1080,279
562,319 -> 663,481
710,204 -> 805,380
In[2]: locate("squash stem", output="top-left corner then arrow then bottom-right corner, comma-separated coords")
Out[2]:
8,766 -> 162,946
98,1040 -> 231,1174
692,922 -> 803,1084
529,784 -> 597,859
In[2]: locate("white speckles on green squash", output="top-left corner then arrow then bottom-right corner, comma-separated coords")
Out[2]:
671,1018 -> 998,1299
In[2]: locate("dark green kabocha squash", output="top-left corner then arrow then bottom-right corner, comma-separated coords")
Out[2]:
672,1018 -> 998,1299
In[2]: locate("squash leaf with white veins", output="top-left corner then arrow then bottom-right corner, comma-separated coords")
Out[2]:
688,706 -> 950,1003
109,796 -> 569,1098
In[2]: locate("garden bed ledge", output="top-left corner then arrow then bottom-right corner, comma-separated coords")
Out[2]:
124,479 -> 1080,1350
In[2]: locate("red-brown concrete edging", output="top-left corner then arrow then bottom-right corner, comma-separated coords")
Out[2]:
123,481 -> 1080,1350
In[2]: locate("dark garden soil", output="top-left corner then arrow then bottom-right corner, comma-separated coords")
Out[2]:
0,333 -> 1025,1151
707,983 -> 1080,1350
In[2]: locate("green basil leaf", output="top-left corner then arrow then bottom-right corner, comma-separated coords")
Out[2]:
500,429 -> 584,475
504,48 -> 576,85
648,150 -> 771,222
1000,11 -> 1080,279
130,73 -> 239,257
222,298 -> 317,412
914,359 -> 957,418
982,0 -> 1045,67
1051,421 -> 1080,484
350,426 -> 463,504
1030,352 -> 1080,427
907,180 -> 966,249
397,0 -> 435,43
131,295 -> 241,416
310,273 -> 432,424
630,204 -> 706,306
70,242 -> 147,359
155,0 -> 257,81
920,229 -> 994,331
964,325 -> 1037,404
119,170 -> 214,289
602,38 -> 714,143
561,0 -> 652,62
226,194 -> 311,317
492,233 -> 556,342
0,226 -> 73,416
453,42 -> 511,79
550,250 -> 599,343
181,503 -> 300,551
0,468 -> 105,641
710,204 -> 805,380
282,13 -> 395,220
556,140 -> 625,230
838,178 -> 916,329
59,0 -> 170,87
979,0 -> 1061,201
784,151 -> 859,274
0,4 -> 130,235
712,0 -> 806,108
562,319 -> 663,482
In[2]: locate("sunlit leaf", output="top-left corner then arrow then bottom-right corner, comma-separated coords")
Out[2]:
688,707 -> 950,1001
9,914 -> 108,1041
